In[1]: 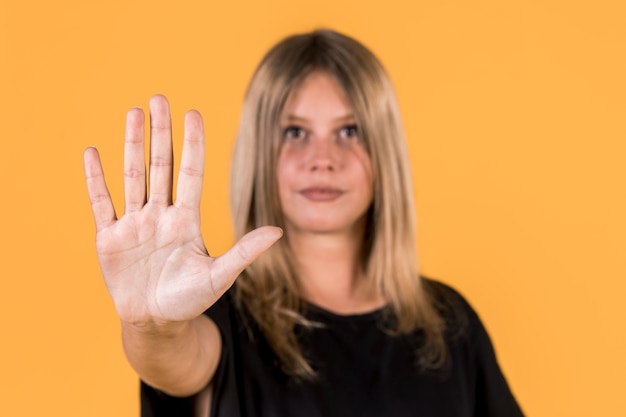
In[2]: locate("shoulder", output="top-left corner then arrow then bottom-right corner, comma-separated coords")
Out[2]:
422,278 -> 514,386
421,276 -> 472,312
421,277 -> 492,348
422,278 -> 472,326
421,278 -> 525,415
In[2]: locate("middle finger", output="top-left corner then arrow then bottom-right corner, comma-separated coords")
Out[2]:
148,95 -> 174,206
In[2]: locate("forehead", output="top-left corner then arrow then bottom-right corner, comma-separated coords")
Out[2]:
281,71 -> 354,120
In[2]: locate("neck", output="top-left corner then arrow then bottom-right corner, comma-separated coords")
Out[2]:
286,227 -> 385,314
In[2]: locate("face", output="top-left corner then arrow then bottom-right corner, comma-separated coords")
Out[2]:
277,71 -> 373,237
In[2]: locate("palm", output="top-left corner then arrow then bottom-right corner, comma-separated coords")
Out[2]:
84,96 -> 281,325
96,204 -> 209,323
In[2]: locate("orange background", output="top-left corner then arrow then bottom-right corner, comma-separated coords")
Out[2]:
1,0 -> 625,415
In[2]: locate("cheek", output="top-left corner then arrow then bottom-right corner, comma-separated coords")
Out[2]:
277,147 -> 305,183
276,152 -> 295,201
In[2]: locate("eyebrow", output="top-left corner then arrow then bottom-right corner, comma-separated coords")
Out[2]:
280,113 -> 356,123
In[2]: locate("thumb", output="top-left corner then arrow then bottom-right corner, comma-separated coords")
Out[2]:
210,226 -> 283,291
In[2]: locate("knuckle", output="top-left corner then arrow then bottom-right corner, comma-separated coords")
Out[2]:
124,168 -> 144,179
151,123 -> 171,132
234,242 -> 252,264
150,156 -> 172,168
90,192 -> 110,205
148,192 -> 170,204
179,165 -> 203,177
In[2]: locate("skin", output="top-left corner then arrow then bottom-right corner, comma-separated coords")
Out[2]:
83,72 -> 383,413
278,72 -> 373,236
278,71 -> 384,314
83,96 -> 282,406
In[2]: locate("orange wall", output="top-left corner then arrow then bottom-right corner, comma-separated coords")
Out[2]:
1,1 -> 625,415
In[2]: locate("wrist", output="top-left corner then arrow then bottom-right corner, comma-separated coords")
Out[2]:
121,318 -> 192,339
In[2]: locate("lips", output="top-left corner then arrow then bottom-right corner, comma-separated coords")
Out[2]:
299,187 -> 344,201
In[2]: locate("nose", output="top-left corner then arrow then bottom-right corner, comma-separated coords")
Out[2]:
307,138 -> 336,171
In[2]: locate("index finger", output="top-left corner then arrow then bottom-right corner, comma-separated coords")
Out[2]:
175,110 -> 205,210
148,95 -> 174,206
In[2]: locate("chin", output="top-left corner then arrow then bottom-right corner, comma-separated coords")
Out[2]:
288,217 -> 362,235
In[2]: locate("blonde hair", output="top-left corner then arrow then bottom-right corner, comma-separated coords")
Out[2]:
230,29 -> 445,378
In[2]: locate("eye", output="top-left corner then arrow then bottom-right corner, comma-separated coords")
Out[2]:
339,124 -> 359,140
283,125 -> 306,140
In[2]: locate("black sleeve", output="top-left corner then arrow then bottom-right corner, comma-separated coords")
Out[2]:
140,382 -> 196,417
469,308 -> 525,416
424,278 -> 525,416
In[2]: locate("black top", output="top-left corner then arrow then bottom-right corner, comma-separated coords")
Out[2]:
141,279 -> 524,417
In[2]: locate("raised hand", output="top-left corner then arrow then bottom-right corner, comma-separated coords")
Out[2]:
84,95 -> 282,326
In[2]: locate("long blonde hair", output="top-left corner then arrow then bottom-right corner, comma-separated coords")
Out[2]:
230,29 -> 445,378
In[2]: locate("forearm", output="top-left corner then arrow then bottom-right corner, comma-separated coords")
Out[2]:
122,315 -> 220,397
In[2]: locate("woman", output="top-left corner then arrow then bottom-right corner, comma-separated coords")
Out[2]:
84,29 -> 523,416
